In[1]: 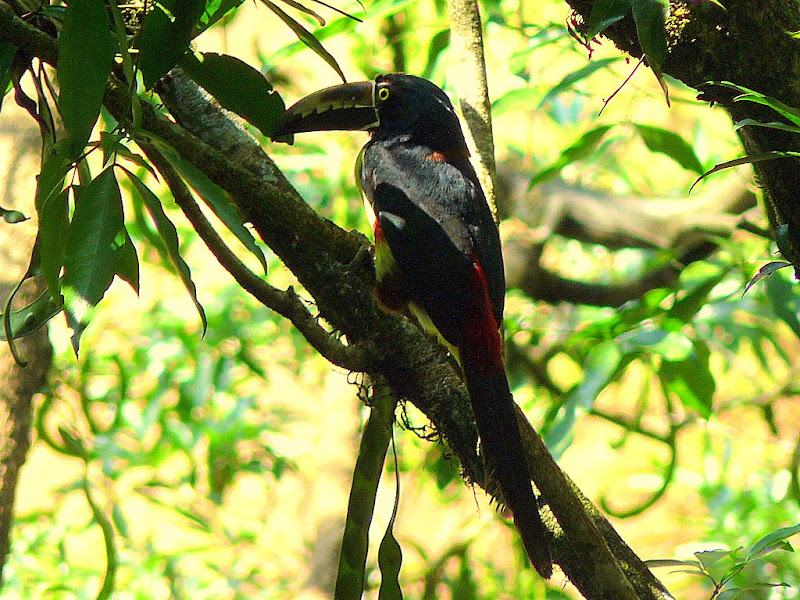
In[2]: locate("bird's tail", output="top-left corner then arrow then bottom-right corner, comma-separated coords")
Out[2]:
461,355 -> 553,578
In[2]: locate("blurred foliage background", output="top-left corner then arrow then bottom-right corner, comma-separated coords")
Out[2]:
1,0 -> 799,598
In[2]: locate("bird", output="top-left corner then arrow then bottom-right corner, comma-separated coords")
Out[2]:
271,73 -> 553,578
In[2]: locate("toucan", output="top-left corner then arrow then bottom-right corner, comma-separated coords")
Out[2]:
271,73 -> 553,578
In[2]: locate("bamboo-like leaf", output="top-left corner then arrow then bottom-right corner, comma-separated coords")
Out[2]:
690,151 -> 800,191
278,0 -> 326,26
37,187 -> 69,300
261,0 -> 346,82
706,81 -> 800,126
122,168 -> 207,335
733,119 -> 800,134
268,0 -> 411,67
57,0 -> 116,159
155,142 -> 269,275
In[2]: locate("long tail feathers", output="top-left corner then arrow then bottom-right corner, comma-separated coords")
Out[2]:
461,358 -> 553,578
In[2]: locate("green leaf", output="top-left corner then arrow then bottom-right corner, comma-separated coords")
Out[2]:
34,151 -> 72,213
733,118 -> 800,135
278,0 -> 326,26
0,204 -> 26,223
694,548 -> 732,571
200,0 -> 246,32
743,261 -> 792,296
115,226 -> 140,294
530,124 -> 615,187
422,29 -> 450,80
718,585 -> 791,600
179,52 -> 285,138
155,143 -> 268,275
708,81 -> 800,127
659,340 -> 715,418
633,123 -> 705,174
539,57 -> 622,108
261,0 -> 346,82
618,328 -> 693,361
586,0 -> 634,38
57,0 -> 116,159
632,0 -> 668,68
748,523 -> 800,559
267,0 -> 411,68
0,38 -> 17,111
96,132 -> 158,177
62,167 -> 126,353
36,187 -> 70,300
138,0 -> 207,89
667,268 -> 727,323
121,168 -> 207,334
545,340 -> 622,453
765,271 -> 800,340
491,87 -> 540,117
0,289 -> 63,341
645,558 -> 703,569
691,151 -> 800,190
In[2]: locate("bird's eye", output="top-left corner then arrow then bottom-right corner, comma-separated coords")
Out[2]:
377,86 -> 390,101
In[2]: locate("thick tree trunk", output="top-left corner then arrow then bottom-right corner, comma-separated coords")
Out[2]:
0,111 -> 53,585
0,282 -> 51,585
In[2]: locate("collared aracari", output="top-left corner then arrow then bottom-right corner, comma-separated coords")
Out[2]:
272,73 -> 552,578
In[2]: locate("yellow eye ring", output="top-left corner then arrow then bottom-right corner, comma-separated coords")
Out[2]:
377,86 -> 390,101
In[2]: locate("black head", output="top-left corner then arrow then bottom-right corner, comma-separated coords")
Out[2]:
272,74 -> 470,158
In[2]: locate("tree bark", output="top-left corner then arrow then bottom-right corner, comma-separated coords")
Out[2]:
0,108 -> 53,585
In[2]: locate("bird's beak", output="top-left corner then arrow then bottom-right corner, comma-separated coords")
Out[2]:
271,81 -> 379,144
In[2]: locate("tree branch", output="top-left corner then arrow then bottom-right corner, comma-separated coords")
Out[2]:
503,176 -> 757,307
0,1 -> 56,65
